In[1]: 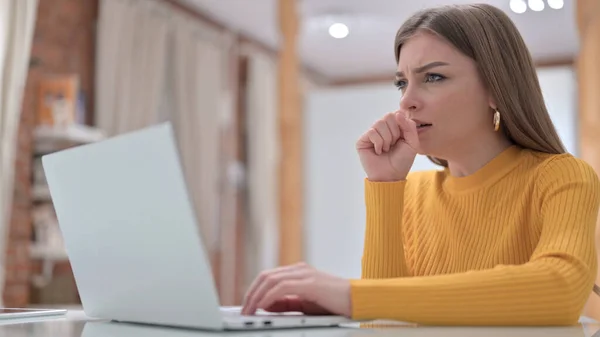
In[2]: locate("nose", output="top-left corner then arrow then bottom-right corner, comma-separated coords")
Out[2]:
399,88 -> 421,114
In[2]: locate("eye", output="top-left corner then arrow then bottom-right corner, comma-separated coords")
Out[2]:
394,79 -> 407,91
425,73 -> 446,83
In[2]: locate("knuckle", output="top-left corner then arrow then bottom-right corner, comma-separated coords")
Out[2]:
387,116 -> 399,130
274,282 -> 288,294
258,271 -> 269,281
306,276 -> 317,287
280,279 -> 298,291
375,120 -> 387,130
265,274 -> 279,285
368,129 -> 379,140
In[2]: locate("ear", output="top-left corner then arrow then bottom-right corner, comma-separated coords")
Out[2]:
488,95 -> 497,111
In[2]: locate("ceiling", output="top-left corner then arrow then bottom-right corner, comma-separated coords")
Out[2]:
179,0 -> 579,81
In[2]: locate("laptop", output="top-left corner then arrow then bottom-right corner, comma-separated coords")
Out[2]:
41,122 -> 353,330
82,321 -> 355,337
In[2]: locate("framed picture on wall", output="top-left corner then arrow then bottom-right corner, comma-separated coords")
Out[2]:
37,74 -> 79,128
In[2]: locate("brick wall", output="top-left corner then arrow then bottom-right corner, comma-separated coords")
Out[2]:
3,0 -> 98,307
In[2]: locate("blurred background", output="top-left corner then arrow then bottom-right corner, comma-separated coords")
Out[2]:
0,0 -> 599,321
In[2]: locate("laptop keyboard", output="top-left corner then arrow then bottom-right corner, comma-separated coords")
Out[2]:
220,307 -> 302,317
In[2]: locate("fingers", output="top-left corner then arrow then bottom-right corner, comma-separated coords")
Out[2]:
256,279 -> 312,314
242,262 -> 311,315
263,295 -> 302,313
374,120 -> 392,152
384,112 -> 401,146
265,296 -> 330,315
367,129 -> 384,155
242,263 -> 300,310
241,264 -> 340,317
356,112 -> 401,155
396,113 -> 419,148
243,269 -> 309,315
356,129 -> 383,155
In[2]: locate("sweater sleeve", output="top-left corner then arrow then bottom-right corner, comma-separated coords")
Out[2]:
361,179 -> 411,279
350,157 -> 600,326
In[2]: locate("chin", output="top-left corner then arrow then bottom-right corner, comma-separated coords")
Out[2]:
413,143 -> 431,156
415,142 -> 445,161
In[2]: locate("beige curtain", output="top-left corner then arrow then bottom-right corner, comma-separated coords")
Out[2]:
242,46 -> 280,288
95,0 -> 168,135
0,0 -> 38,306
96,1 -> 230,253
94,0 -> 236,304
168,15 -> 230,261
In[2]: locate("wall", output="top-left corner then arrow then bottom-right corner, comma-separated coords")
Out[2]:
303,65 -> 577,278
537,66 -> 578,155
577,0 -> 600,320
4,0 -> 98,307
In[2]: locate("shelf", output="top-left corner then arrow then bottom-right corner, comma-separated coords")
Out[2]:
30,244 -> 68,261
33,184 -> 51,202
34,124 -> 106,154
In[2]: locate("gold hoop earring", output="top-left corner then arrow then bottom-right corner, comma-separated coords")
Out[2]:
493,110 -> 501,132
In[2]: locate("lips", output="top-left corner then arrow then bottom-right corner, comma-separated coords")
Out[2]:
411,119 -> 432,129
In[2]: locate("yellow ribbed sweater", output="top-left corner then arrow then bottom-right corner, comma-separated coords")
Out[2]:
349,145 -> 600,326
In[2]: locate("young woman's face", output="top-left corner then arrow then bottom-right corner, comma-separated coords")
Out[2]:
395,31 -> 494,158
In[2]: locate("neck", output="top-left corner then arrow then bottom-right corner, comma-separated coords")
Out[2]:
446,135 -> 513,178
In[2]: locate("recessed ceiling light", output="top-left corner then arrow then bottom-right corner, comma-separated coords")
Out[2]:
328,23 -> 349,39
509,0 -> 527,14
528,0 -> 545,12
547,0 -> 564,10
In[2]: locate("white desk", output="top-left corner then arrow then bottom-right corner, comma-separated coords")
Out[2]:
0,311 -> 599,337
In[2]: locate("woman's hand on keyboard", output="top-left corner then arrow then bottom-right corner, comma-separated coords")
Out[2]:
240,262 -> 351,317
261,295 -> 330,315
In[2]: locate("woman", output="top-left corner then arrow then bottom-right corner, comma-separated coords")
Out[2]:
241,4 -> 600,325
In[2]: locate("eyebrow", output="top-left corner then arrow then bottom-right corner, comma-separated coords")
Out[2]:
395,61 -> 450,78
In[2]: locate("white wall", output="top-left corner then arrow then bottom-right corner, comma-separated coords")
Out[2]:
303,66 -> 577,278
537,66 -> 578,155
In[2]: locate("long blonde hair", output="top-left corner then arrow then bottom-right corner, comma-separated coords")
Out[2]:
394,4 -> 566,167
